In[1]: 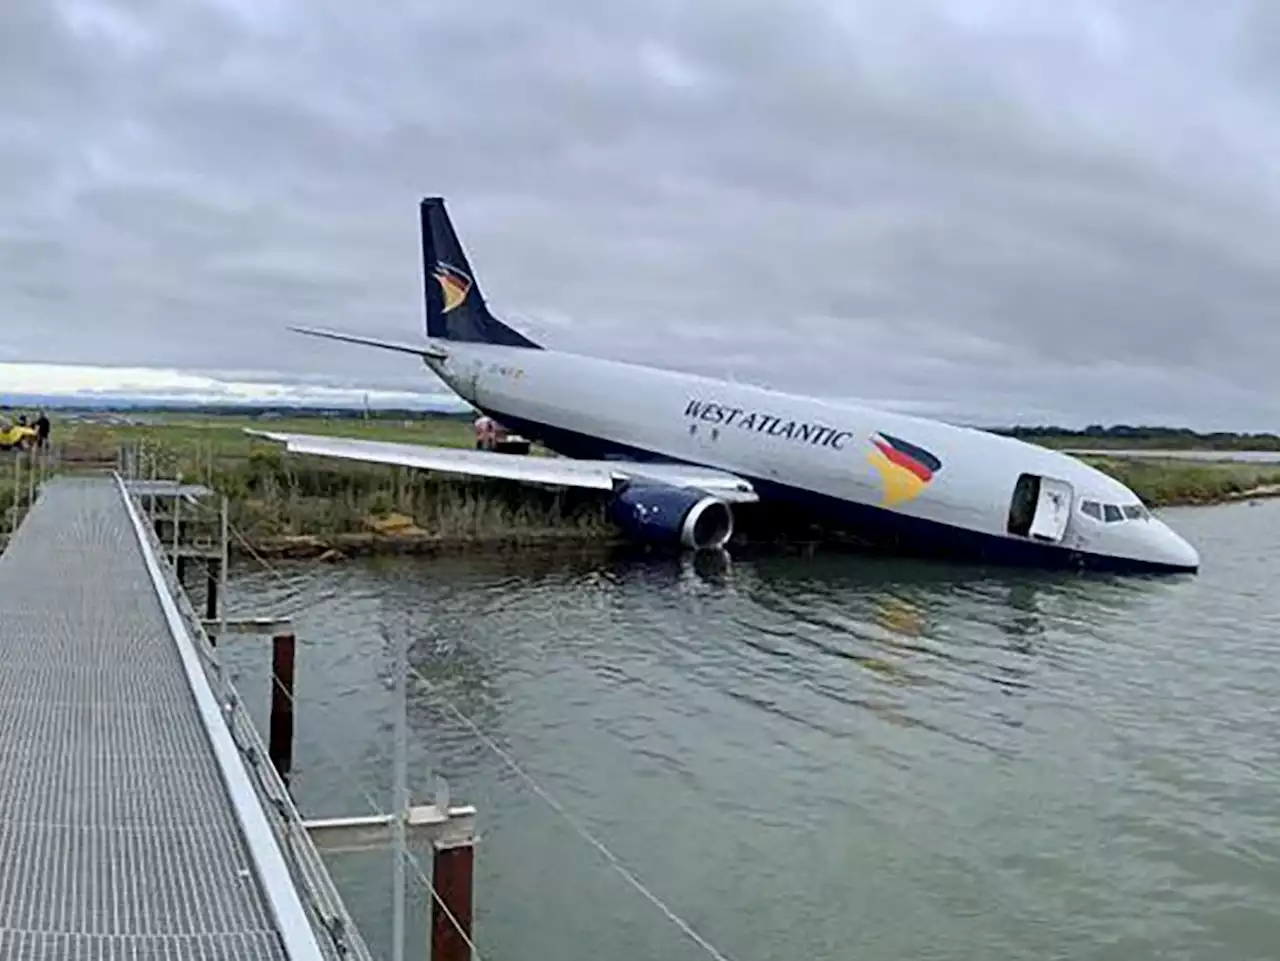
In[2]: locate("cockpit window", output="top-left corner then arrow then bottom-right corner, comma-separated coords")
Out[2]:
1081,499 -> 1149,523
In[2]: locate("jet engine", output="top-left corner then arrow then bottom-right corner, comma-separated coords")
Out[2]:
607,482 -> 735,551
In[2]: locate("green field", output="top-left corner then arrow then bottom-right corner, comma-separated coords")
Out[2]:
58,413 -> 481,461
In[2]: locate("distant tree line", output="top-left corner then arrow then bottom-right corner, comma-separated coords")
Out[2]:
49,403 -> 477,422
994,424 -> 1280,450
246,406 -> 476,421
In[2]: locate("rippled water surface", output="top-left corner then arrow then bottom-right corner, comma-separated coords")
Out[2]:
219,501 -> 1280,961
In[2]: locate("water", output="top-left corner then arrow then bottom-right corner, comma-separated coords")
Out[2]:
218,501 -> 1280,961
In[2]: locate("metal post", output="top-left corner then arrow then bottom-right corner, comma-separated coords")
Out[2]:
26,447 -> 35,511
219,494 -> 229,638
269,632 -> 296,781
171,473 -> 183,561
392,626 -> 408,961
148,450 -> 158,520
10,450 -> 20,536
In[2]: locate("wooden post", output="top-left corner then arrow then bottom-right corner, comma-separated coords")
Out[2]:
430,841 -> 475,961
205,560 -> 220,630
269,632 -> 296,782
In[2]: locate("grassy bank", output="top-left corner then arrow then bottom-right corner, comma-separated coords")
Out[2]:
146,423 -> 612,556
3,413 -> 1279,557
1078,456 -> 1280,507
3,414 -> 614,557
220,452 -> 616,556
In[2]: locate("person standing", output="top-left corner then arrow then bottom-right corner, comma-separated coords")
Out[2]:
34,411 -> 49,449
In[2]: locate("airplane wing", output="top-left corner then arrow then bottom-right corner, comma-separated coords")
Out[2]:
244,430 -> 759,503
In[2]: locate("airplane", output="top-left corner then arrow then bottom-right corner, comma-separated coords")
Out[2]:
246,197 -> 1201,575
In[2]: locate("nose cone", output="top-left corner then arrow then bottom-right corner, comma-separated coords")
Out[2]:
1156,520 -> 1200,572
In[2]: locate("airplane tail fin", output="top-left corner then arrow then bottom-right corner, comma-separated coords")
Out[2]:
420,197 -> 541,349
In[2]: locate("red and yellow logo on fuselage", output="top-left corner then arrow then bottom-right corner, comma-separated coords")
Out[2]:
433,263 -> 471,313
868,432 -> 942,507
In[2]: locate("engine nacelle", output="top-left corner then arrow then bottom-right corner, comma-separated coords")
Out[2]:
608,482 -> 735,551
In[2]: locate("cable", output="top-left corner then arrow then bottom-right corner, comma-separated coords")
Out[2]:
265,669 -> 487,961
137,486 -> 485,959
404,661 -> 739,961
189,488 -> 736,961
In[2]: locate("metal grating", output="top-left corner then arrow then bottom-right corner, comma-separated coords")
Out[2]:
0,476 -> 288,960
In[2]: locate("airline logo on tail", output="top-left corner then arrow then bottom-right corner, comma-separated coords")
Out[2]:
433,262 -> 472,313
868,432 -> 942,507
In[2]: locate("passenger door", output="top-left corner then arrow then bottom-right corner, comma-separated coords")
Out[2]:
1007,473 -> 1074,543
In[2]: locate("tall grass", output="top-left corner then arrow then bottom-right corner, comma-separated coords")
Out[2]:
131,441 -> 614,548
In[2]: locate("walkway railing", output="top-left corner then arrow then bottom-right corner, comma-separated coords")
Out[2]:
116,471 -> 379,961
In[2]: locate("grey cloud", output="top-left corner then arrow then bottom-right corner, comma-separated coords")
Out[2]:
2,0 -> 1280,428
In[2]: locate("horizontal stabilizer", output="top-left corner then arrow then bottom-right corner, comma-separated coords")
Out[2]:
243,430 -> 758,503
289,326 -> 448,360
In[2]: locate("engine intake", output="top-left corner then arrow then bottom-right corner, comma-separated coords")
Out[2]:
608,482 -> 734,551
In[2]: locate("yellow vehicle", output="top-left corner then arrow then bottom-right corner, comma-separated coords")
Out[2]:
0,424 -> 37,451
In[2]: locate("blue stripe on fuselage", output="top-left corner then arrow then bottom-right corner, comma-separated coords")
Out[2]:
477,406 -> 1195,575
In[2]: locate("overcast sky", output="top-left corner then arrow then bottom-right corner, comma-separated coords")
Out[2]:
3,0 -> 1280,428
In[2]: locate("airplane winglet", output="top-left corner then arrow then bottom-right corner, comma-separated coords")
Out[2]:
289,325 -> 448,360
244,429 -> 289,442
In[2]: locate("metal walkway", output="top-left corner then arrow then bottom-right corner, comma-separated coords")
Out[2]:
0,476 -> 339,960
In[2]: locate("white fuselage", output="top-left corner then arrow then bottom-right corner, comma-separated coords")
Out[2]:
425,342 -> 1200,572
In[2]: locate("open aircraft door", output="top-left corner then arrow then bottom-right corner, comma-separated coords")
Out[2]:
1028,477 -> 1072,541
1007,474 -> 1073,543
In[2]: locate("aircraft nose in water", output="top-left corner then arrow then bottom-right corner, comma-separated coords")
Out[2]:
1155,520 -> 1200,572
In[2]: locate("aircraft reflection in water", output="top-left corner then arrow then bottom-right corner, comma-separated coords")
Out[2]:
667,549 -> 1150,661
581,548 -> 1160,756
252,196 -> 1200,575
